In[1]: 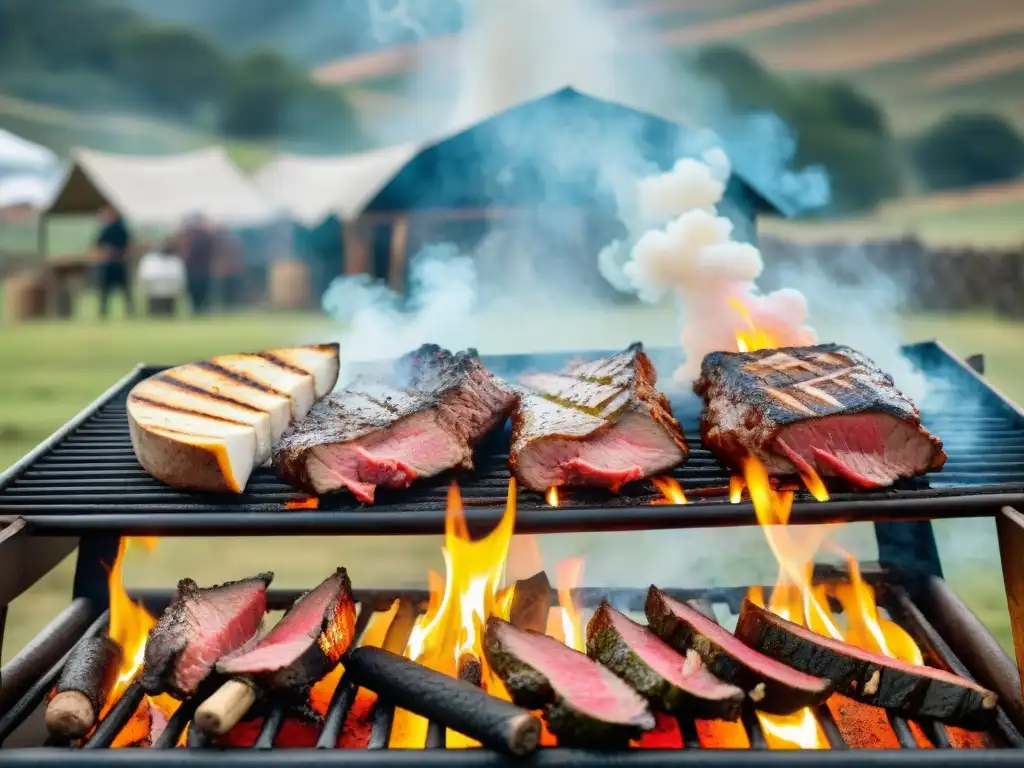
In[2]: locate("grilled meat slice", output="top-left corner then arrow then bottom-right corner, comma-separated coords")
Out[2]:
484,616 -> 655,748
128,344 -> 340,493
645,587 -> 833,715
509,343 -> 688,492
694,343 -> 946,488
587,601 -> 745,721
273,346 -> 517,502
142,573 -> 273,699
735,600 -> 998,729
217,568 -> 357,695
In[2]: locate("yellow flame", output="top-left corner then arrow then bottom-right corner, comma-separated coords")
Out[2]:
728,296 -> 781,353
546,486 -> 560,507
556,558 -> 586,653
390,481 -> 517,748
651,476 -> 687,504
729,476 -> 746,504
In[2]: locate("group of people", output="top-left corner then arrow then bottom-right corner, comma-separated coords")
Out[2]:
92,206 -> 245,318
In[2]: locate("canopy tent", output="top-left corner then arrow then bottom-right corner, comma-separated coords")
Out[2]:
252,143 -> 422,226
44,146 -> 275,226
0,129 -> 58,174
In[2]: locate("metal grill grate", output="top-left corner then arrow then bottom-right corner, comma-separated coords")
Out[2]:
1,579 -> 1022,765
1,342 -> 1023,535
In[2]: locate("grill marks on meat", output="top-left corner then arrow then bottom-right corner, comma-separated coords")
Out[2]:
272,345 -> 517,502
217,568 -> 356,695
735,600 -> 999,729
484,616 -> 655,748
695,344 -> 946,488
509,343 -> 688,492
586,601 -> 745,721
644,587 -> 833,715
142,573 -> 272,699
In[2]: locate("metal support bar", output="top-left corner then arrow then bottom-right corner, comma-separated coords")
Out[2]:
998,506 -> 1024,708
874,521 -> 943,581
0,518 -> 79,605
72,535 -> 121,609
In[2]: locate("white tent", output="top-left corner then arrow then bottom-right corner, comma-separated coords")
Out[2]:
0,129 -> 58,174
0,175 -> 57,208
45,146 -> 275,226
252,143 -> 422,226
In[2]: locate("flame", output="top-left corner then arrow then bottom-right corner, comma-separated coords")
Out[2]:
729,296 -> 781,353
545,487 -> 560,507
729,476 -> 746,503
555,558 -> 586,653
390,480 -> 517,748
651,476 -> 687,504
102,538 -> 181,747
284,496 -> 319,510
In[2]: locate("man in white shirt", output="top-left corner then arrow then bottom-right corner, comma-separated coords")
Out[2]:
137,237 -> 186,317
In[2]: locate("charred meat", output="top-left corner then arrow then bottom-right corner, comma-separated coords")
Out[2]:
142,573 -> 272,699
645,587 -> 832,715
217,568 -> 356,694
273,346 -> 517,502
484,616 -> 655,748
735,600 -> 998,729
510,343 -> 688,492
587,601 -> 745,721
695,344 -> 946,488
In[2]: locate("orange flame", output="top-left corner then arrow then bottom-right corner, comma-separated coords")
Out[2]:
729,297 -> 782,353
729,476 -> 746,503
651,476 -> 687,504
103,538 -> 181,747
284,496 -> 319,510
545,487 -> 560,507
390,481 -> 517,748
555,558 -> 586,653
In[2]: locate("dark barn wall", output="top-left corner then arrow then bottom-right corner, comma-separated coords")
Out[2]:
361,89 -> 768,299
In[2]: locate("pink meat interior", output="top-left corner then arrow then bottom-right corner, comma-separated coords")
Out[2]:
173,582 -> 267,694
607,608 -> 742,699
497,623 -> 651,725
772,413 -> 938,488
659,593 -> 828,692
219,579 -> 344,675
306,411 -> 468,501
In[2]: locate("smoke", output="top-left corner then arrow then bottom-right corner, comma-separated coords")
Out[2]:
598,151 -> 818,385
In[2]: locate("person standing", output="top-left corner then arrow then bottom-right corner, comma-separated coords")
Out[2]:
93,205 -> 133,319
179,213 -> 215,314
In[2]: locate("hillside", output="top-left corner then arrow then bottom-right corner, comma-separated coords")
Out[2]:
304,0 -> 1024,137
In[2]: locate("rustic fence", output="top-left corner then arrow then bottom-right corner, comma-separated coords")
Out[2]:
759,236 -> 1024,318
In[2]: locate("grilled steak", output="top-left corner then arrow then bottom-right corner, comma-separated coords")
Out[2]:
484,616 -> 655,748
735,600 -> 998,729
142,573 -> 273,699
217,568 -> 356,694
695,344 -> 946,488
509,343 -> 688,492
587,601 -> 745,721
645,587 -> 833,715
273,345 -> 517,502
128,344 -> 340,493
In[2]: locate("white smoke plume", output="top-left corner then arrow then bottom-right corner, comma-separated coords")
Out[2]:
601,150 -> 817,384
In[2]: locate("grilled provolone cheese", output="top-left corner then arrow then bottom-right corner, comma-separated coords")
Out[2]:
126,343 -> 340,494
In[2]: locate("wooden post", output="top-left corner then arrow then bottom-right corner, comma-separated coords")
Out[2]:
998,506 -> 1024,700
388,216 -> 410,294
343,223 -> 370,276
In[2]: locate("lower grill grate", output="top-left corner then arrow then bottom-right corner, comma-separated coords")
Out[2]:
1,579 -> 1021,764
1,342 -> 1023,536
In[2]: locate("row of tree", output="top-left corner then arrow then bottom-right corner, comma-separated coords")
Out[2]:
0,0 -> 365,148
688,46 -> 1024,214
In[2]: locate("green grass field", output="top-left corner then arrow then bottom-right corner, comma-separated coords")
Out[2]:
0,305 -> 1019,665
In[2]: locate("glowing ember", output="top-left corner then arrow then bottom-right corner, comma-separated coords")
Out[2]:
545,487 -> 560,507
651,476 -> 687,504
284,496 -> 319,510
390,481 -> 517,748
555,558 -> 586,653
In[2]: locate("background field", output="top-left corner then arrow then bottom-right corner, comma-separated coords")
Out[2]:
0,302 -> 1017,664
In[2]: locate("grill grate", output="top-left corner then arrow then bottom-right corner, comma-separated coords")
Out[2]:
1,342 -> 1023,535
0,580 -> 1021,764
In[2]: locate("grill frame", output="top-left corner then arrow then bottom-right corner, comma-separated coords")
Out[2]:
1,573 -> 1022,763
1,341 -> 1023,539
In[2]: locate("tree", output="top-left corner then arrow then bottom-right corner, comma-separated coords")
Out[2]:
797,81 -> 888,138
220,51 -> 299,138
114,24 -> 230,117
912,113 -> 1024,191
